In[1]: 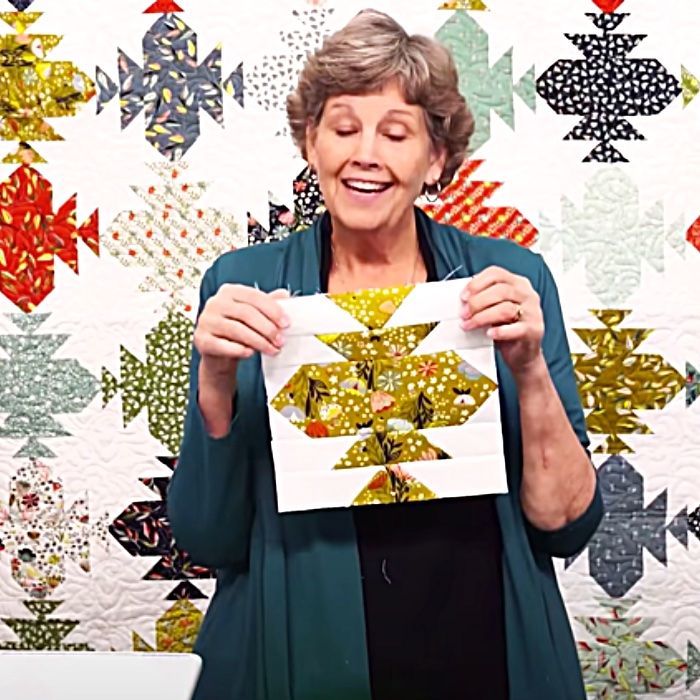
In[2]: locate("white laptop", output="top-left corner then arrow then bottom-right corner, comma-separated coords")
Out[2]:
0,651 -> 202,700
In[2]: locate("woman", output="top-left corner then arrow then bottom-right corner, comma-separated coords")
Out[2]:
169,10 -> 603,700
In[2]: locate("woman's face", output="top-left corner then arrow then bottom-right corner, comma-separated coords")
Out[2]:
306,82 -> 445,237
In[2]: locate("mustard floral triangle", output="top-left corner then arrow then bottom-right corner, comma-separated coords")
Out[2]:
317,323 -> 437,361
353,465 -> 437,505
334,430 -> 450,470
328,285 -> 414,329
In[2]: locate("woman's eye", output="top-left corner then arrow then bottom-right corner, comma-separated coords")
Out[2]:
386,133 -> 407,142
335,129 -> 356,137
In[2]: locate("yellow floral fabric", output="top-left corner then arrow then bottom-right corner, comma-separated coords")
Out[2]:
352,465 -> 437,506
270,285 -> 498,505
572,310 -> 685,454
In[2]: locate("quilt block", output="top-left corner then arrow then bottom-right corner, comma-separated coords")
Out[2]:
262,280 -> 507,512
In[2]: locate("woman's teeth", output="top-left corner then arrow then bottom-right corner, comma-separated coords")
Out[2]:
344,180 -> 392,193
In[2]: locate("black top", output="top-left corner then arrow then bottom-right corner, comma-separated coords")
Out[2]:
319,213 -> 508,699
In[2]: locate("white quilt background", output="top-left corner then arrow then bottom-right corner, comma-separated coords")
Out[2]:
0,0 -> 698,695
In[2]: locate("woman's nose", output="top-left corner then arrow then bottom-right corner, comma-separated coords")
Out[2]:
350,133 -> 381,169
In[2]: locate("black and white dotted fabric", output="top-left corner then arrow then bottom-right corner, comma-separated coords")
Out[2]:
537,12 -> 681,162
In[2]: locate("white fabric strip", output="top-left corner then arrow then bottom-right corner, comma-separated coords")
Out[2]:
274,455 -> 509,513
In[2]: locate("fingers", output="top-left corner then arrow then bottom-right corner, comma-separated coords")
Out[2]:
196,334 -> 254,361
463,266 -> 516,298
463,267 -> 534,303
461,269 -> 539,335
225,302 -> 285,349
197,284 -> 292,360
215,318 -> 281,356
486,322 -> 526,342
461,282 -> 515,320
268,288 -> 291,301
223,284 -> 290,330
461,300 -> 521,331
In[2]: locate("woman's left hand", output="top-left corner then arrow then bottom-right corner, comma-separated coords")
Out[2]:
460,266 -> 545,379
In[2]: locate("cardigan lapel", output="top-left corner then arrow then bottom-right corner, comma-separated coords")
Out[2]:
417,207 -> 476,282
274,215 -> 324,296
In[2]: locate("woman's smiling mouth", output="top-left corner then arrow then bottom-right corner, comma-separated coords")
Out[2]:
342,179 -> 394,194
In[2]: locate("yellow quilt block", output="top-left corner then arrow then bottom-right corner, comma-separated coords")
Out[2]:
262,280 -> 507,512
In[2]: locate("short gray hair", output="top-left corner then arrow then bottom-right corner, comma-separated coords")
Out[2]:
286,9 -> 474,194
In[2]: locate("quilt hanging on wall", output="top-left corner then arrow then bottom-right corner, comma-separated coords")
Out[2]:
0,0 -> 699,698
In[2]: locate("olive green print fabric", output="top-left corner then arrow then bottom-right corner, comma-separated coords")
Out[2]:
353,464 -> 438,506
271,351 -> 496,464
327,286 -> 415,329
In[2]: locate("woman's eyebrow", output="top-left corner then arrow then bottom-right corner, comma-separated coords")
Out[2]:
384,108 -> 415,118
326,103 -> 355,114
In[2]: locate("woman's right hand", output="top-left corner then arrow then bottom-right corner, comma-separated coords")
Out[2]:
194,284 -> 290,436
195,284 -> 290,372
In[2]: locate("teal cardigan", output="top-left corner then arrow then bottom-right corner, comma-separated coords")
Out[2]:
168,210 -> 604,700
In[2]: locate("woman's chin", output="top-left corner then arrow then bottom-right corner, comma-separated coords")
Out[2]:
330,200 -> 412,234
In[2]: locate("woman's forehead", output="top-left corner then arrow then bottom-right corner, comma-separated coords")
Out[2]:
323,87 -> 422,119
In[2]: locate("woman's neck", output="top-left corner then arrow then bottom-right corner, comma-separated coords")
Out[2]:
327,211 -> 426,293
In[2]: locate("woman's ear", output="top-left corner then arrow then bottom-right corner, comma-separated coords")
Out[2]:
428,144 -> 447,188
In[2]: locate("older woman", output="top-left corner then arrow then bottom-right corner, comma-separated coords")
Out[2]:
169,10 -> 602,700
